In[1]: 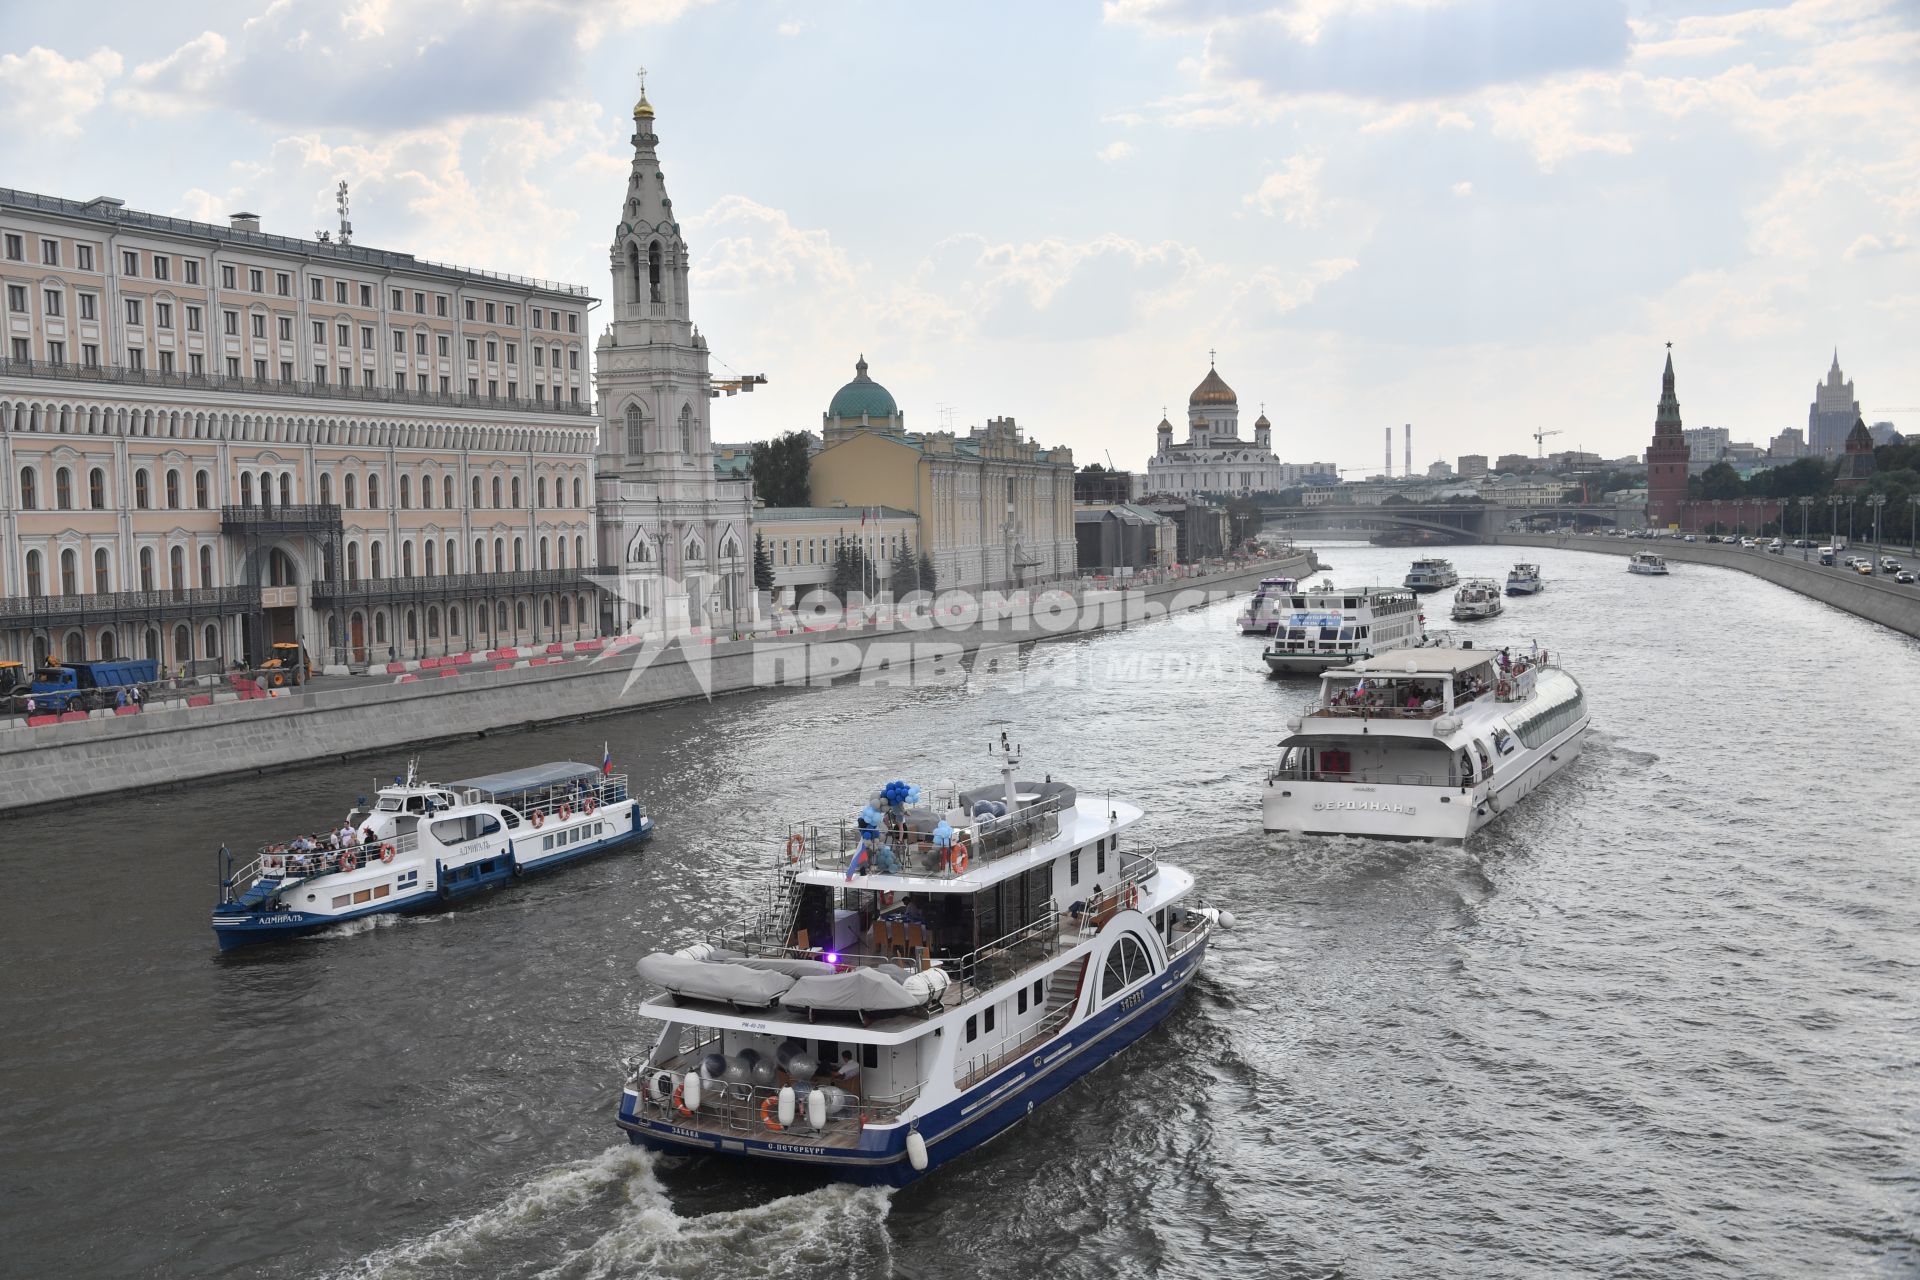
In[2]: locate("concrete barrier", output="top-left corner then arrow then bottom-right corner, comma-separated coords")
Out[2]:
1492,533 -> 1920,638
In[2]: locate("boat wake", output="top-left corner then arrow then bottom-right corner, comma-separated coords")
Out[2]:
330,1145 -> 894,1280
305,909 -> 456,943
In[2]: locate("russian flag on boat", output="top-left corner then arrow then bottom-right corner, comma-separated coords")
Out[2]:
602,741 -> 612,776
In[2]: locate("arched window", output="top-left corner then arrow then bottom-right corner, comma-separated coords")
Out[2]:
424,540 -> 436,577
405,608 -> 418,642
138,547 -> 155,591
374,611 -> 388,643
556,538 -> 566,570
25,549 -> 44,596
347,543 -> 361,581
65,631 -> 86,663
472,476 -> 483,508
511,476 -> 522,508
496,600 -> 509,632
474,538 -> 484,571
445,539 -> 456,575
536,477 -> 547,508
515,600 -> 528,630
258,471 -> 272,508
538,536 -> 549,570
492,476 -> 503,508
1100,934 -> 1155,1001
60,548 -> 78,595
55,467 -> 73,510
401,541 -> 414,577
493,537 -> 505,572
168,546 -> 185,594
627,242 -> 641,300
91,468 -> 107,509
370,542 -> 383,579
204,622 -> 220,659
173,624 -> 191,662
194,469 -> 209,508
367,474 -> 380,509
573,476 -> 584,507
166,469 -> 182,510
18,467 -> 36,510
575,535 -> 585,567
559,595 -> 571,625
344,474 -> 357,508
513,536 -> 524,571
320,473 -> 332,505
99,630 -> 116,660
420,473 -> 433,509
279,474 -> 292,505
134,469 -> 152,509
399,475 -> 412,509
199,545 -> 213,586
93,548 -> 110,593
427,606 -> 441,639
648,240 -> 662,302
679,403 -> 693,455
542,597 -> 554,627
444,476 -> 455,509
449,605 -> 462,637
239,473 -> 254,506
625,404 -> 646,454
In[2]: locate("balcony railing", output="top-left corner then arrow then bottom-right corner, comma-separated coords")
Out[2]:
0,358 -> 593,418
309,568 -> 592,605
220,503 -> 344,534
0,584 -> 261,626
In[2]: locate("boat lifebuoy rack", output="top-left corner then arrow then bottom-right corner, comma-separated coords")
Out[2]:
380,843 -> 397,864
558,804 -> 573,821
1496,678 -> 1513,698
530,811 -> 545,829
879,890 -> 896,907
584,798 -> 598,817
785,833 -> 807,864
339,849 -> 360,872
947,841 -> 970,874
672,1079 -> 694,1117
759,1095 -> 785,1131
1123,883 -> 1140,911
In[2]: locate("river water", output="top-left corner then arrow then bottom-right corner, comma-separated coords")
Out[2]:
2,542 -> 1915,1279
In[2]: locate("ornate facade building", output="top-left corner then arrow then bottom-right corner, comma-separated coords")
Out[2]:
0,186 -> 599,670
592,91 -> 754,637
1808,352 -> 1862,457
808,357 -> 1075,592
1145,361 -> 1334,496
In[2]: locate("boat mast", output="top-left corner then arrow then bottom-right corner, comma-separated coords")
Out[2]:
995,730 -> 1021,811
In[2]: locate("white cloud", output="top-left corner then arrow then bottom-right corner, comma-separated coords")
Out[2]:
778,20 -> 806,37
0,46 -> 124,138
1244,155 -> 1324,224
1451,180 -> 1473,197
1097,140 -> 1136,162
691,196 -> 858,293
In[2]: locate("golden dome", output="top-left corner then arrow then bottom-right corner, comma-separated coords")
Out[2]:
633,94 -> 654,120
1189,366 -> 1237,406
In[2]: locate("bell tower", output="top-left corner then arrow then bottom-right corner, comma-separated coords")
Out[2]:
1645,344 -> 1690,530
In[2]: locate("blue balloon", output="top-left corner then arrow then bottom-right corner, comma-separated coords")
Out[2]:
932,819 -> 954,848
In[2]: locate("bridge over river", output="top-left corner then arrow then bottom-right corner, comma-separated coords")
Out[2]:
1264,502 -> 1630,541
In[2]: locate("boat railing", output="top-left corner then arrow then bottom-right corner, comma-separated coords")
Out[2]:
789,802 -> 1063,880
1265,766 -> 1461,788
448,772 -> 632,820
955,991 -> 1078,1091
628,1051 -> 923,1134
1309,701 -> 1446,720
235,829 -> 421,889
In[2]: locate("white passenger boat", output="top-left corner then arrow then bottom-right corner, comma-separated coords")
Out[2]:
1450,577 -> 1505,621
1505,564 -> 1543,595
1235,576 -> 1300,635
1262,583 -> 1428,676
1403,558 -> 1459,593
211,757 -> 653,950
1628,553 -> 1669,575
617,735 -> 1220,1186
1262,643 -> 1589,842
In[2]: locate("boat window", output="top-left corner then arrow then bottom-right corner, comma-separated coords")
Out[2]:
405,796 -> 426,814
1033,978 -> 1045,1006
376,797 -> 400,812
1096,839 -> 1107,876
966,1015 -> 977,1042
1069,847 -> 1080,886
1018,988 -> 1029,1015
1101,934 -> 1153,1001
429,813 -> 501,845
501,809 -> 520,830
984,1006 -> 996,1034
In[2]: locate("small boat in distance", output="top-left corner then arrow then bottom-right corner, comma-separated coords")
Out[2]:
1506,564 -> 1543,595
1628,552 -> 1670,575
1263,583 -> 1428,676
211,757 -> 653,950
1404,558 -> 1459,593
1263,642 -> 1590,842
1236,576 -> 1299,635
1450,578 -> 1505,621
617,735 -> 1220,1185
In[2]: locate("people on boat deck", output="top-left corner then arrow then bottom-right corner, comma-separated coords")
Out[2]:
835,1051 -> 861,1093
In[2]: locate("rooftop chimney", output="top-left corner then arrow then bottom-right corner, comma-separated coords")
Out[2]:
1405,424 -> 1412,478
229,212 -> 261,233
1384,426 -> 1392,479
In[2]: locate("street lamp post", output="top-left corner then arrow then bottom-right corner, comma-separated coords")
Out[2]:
1826,495 -> 1842,561
1868,494 -> 1887,575
1798,496 -> 1813,560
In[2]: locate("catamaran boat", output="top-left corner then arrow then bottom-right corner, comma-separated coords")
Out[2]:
1262,583 -> 1428,676
1628,553 -> 1669,575
1263,643 -> 1589,842
1450,578 -> 1505,621
1236,576 -> 1300,635
1505,564 -> 1543,595
211,758 -> 653,950
617,735 -> 1221,1186
1403,558 -> 1459,593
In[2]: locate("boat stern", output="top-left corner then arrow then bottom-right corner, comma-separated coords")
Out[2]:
1262,776 -> 1474,842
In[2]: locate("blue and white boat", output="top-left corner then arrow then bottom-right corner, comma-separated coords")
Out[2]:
211,758 -> 652,950
616,735 -> 1221,1186
1236,575 -> 1299,634
1505,563 -> 1543,595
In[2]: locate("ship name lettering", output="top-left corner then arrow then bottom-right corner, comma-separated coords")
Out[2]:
1312,800 -> 1416,816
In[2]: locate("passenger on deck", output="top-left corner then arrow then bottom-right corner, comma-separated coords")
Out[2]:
836,1051 -> 861,1094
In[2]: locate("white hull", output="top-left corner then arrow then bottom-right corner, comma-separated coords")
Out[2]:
1628,563 -> 1669,575
1451,601 -> 1504,621
1263,718 -> 1589,841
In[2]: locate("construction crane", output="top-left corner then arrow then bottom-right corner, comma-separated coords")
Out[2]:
708,373 -> 768,398
1533,427 -> 1563,458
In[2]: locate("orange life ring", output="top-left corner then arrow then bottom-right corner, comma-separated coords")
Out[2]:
880,890 -> 896,907
559,804 -> 573,821
950,843 -> 970,874
339,849 -> 359,872
584,797 -> 598,816
1496,678 -> 1513,698
785,833 -> 806,864
380,843 -> 396,864
530,811 -> 545,829
673,1079 -> 694,1117
1124,883 -> 1139,911
759,1095 -> 785,1131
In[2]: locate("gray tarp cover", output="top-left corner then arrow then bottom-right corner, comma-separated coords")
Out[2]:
782,968 -> 924,1015
731,956 -> 838,978
635,953 -> 794,1005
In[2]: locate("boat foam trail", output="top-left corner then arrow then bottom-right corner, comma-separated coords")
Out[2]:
329,1145 -> 893,1280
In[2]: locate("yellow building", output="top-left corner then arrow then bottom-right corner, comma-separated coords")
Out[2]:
1,187 -> 598,669
753,504 -> 917,601
806,357 -> 1075,592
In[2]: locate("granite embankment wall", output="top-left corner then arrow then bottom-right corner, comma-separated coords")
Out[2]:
0,555 -> 1311,815
1493,533 -> 1920,639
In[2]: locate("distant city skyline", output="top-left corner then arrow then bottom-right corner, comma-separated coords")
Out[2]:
2,0 -> 1915,474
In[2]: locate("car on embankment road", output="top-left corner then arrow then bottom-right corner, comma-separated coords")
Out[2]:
1896,571 -> 1917,585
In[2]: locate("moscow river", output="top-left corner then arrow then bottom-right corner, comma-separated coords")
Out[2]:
1,542 -> 1915,1279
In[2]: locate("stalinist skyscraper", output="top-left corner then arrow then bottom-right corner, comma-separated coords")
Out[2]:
594,83 -> 755,636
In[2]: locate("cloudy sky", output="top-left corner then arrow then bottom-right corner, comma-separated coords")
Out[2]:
2,0 -> 1915,473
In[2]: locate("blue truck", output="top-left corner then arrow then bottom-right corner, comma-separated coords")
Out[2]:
25,659 -> 159,713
